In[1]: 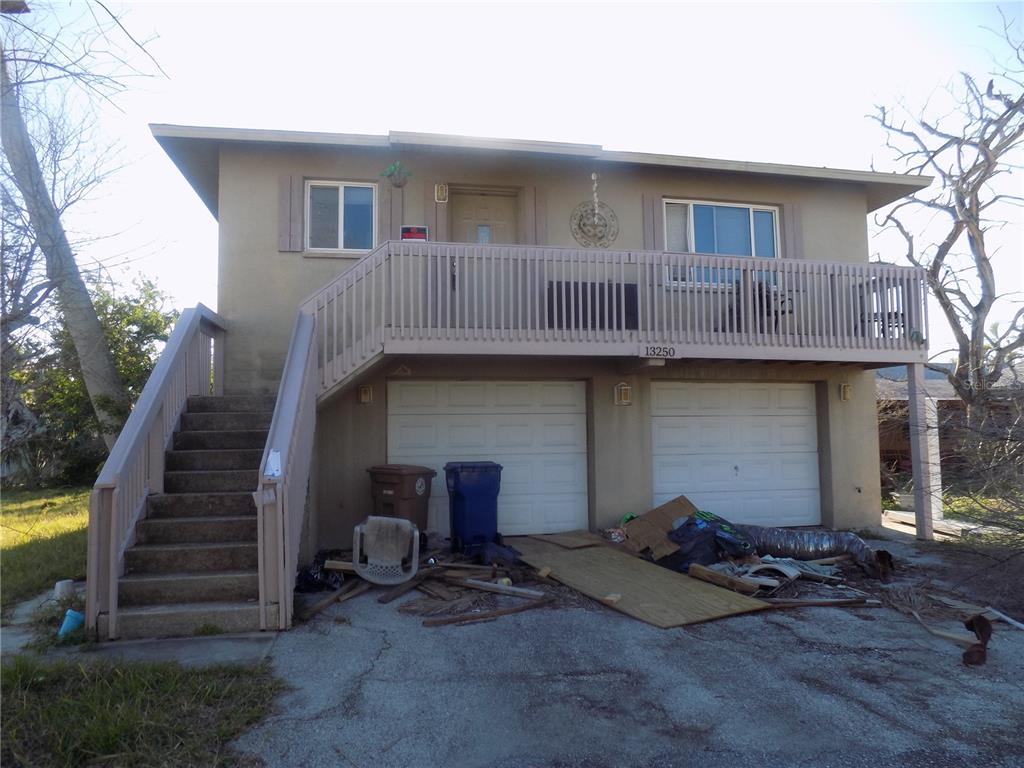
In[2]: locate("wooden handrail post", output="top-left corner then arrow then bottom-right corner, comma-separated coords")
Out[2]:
85,487 -> 112,632
147,405 -> 165,495
213,327 -> 225,396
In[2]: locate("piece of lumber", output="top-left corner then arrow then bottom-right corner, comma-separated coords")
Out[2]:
427,562 -> 505,572
377,572 -> 431,604
806,555 -> 853,565
417,581 -> 458,601
910,610 -> 979,648
336,580 -> 373,604
764,598 -> 880,609
794,571 -> 843,584
323,560 -> 356,572
448,578 -> 546,599
295,587 -> 346,621
509,536 -> 765,627
536,566 -> 552,579
687,564 -> 762,595
884,510 -> 965,537
985,606 -> 1024,631
422,597 -> 554,627
528,530 -> 603,549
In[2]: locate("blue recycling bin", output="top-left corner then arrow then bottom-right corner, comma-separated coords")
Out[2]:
444,461 -> 503,555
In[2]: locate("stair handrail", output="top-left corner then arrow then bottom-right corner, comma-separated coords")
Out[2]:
298,240 -> 390,310
86,303 -> 227,639
253,308 -> 318,630
301,241 -> 393,398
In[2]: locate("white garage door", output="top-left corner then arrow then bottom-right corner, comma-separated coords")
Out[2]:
387,380 -> 589,536
651,382 -> 821,526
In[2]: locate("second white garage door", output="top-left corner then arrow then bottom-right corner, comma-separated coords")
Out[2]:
651,382 -> 822,526
387,380 -> 589,536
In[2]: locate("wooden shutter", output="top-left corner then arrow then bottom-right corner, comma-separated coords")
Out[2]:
652,195 -> 665,251
378,184 -> 392,242
641,194 -> 665,251
535,186 -> 548,245
278,175 -> 303,252
390,185 -> 404,241
519,186 -> 536,244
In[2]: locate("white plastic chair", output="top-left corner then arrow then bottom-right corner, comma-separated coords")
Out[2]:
352,516 -> 420,585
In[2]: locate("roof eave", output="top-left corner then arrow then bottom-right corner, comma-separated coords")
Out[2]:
149,124 -> 934,218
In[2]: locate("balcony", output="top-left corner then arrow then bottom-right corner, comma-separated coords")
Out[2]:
303,241 -> 928,398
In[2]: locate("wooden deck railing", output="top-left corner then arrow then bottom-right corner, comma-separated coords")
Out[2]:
86,304 -> 226,638
304,242 -> 928,398
252,309 -> 318,629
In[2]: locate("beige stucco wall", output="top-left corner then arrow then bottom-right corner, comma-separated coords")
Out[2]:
214,145 -> 884,555
217,144 -> 871,394
308,358 -> 882,554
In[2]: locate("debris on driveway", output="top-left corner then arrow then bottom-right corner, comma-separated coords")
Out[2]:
510,535 -> 765,627
290,495 -> 1024,670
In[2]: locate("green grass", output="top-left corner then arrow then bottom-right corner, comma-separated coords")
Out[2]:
943,495 -> 1012,521
1,487 -> 91,612
943,494 -> 1024,548
24,595 -> 89,651
1,656 -> 284,768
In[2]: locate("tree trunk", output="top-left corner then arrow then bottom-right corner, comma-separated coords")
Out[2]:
1,51 -> 129,450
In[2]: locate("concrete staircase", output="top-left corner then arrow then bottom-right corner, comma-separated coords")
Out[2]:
101,395 -> 276,639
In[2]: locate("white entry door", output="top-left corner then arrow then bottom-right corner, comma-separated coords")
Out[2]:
651,382 -> 821,526
387,380 -> 589,536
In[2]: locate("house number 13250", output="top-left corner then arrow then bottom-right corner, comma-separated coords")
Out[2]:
643,345 -> 677,358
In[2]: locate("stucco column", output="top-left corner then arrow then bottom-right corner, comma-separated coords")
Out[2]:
907,363 -> 940,540
816,370 -> 883,530
590,373 -> 651,529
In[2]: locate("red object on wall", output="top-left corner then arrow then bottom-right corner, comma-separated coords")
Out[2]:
401,225 -> 429,241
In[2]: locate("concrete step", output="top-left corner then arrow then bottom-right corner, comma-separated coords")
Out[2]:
164,469 -> 258,494
126,542 -> 258,574
187,395 -> 277,413
118,570 -> 259,607
99,601 -> 262,639
147,492 -> 255,519
173,430 -> 268,450
136,516 -> 257,545
165,449 -> 263,471
179,412 -> 272,432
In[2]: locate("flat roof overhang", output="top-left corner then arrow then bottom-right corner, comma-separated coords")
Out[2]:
151,123 -> 932,219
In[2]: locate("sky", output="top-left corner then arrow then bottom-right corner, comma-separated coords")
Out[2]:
19,0 -> 1024,361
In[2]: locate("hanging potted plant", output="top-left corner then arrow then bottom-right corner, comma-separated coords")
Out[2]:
381,161 -> 412,188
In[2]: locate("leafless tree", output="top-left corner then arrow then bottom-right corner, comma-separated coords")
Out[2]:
1,98 -> 120,468
872,14 -> 1024,422
1,1 -> 160,448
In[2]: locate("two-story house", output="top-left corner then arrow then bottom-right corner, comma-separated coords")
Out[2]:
85,126 -> 935,639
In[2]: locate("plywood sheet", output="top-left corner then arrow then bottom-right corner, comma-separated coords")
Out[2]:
528,530 -> 604,549
510,537 -> 766,628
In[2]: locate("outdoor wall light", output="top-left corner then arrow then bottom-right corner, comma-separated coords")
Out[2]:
358,385 -> 373,405
839,382 -> 852,402
614,382 -> 633,406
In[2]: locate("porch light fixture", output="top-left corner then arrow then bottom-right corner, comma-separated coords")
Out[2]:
434,183 -> 449,204
358,384 -> 373,404
839,382 -> 852,402
614,381 -> 633,406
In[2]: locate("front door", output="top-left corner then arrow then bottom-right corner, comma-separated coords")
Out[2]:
450,191 -> 519,244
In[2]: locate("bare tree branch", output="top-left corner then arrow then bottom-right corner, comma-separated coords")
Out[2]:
872,18 -> 1024,418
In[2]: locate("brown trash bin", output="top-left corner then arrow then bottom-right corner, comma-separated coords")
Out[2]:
366,464 -> 436,532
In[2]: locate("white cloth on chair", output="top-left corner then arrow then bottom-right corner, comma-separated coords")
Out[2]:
364,516 -> 411,563
353,516 -> 419,585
